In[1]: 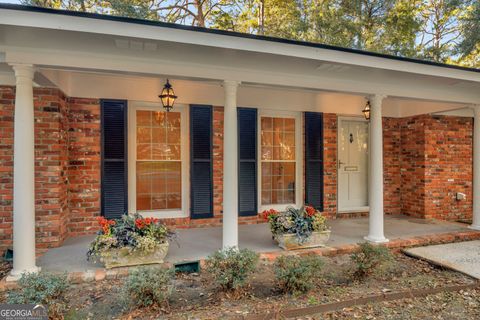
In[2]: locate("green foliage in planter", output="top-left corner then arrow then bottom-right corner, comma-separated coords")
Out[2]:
205,247 -> 259,291
122,266 -> 174,309
7,272 -> 69,318
87,214 -> 175,262
273,255 -> 324,294
350,242 -> 393,279
263,206 -> 328,243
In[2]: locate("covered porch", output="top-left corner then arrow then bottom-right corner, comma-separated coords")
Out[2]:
1,4 -> 480,279
37,215 -> 478,273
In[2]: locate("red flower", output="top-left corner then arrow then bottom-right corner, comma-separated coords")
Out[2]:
262,209 -> 279,221
135,219 -> 146,229
305,206 -> 317,217
135,217 -> 160,229
97,216 -> 115,234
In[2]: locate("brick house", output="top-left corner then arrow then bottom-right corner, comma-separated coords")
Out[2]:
0,4 -> 479,278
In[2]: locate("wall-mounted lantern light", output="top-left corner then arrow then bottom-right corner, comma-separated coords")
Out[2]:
159,79 -> 177,112
362,100 -> 371,120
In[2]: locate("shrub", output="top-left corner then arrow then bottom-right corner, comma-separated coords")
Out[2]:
274,255 -> 324,294
350,242 -> 392,279
122,266 -> 174,309
7,272 -> 69,318
205,247 -> 259,291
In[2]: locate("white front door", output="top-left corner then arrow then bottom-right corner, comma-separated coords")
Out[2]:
338,118 -> 369,211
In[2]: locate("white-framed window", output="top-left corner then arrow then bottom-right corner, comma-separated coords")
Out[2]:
128,102 -> 189,218
258,110 -> 303,212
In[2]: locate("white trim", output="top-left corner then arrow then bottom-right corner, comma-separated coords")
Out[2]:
337,116 -> 370,214
128,101 -> 189,219
338,115 -> 369,123
338,206 -> 370,213
257,110 -> 303,212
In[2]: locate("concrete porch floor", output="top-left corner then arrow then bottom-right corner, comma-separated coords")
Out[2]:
38,215 -> 473,272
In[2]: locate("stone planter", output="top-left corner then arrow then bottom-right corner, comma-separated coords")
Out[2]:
274,230 -> 331,250
100,242 -> 169,269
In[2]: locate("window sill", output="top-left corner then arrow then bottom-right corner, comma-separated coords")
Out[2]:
135,210 -> 188,219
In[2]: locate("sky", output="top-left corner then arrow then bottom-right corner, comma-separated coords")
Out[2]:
0,0 -> 21,3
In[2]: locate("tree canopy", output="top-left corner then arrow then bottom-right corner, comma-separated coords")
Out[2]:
23,0 -> 480,68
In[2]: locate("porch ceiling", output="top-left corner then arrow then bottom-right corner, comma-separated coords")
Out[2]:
0,5 -> 479,105
24,68 -> 472,118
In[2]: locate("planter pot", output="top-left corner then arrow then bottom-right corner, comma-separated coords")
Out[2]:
100,242 -> 169,269
274,230 -> 331,250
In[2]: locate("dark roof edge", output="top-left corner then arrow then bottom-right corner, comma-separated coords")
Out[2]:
1,3 -> 479,75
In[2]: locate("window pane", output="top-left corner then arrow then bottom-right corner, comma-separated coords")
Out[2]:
261,117 -> 272,131
152,127 -> 166,144
166,112 -> 181,127
137,127 -> 151,144
137,110 -> 151,126
137,144 -> 151,160
136,161 -> 181,211
136,110 -> 182,211
260,115 -> 296,206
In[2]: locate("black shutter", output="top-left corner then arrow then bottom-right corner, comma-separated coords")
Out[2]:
238,108 -> 258,216
190,105 -> 214,219
101,99 -> 128,219
305,112 -> 324,211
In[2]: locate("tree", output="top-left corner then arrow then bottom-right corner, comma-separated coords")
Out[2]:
305,0 -> 356,47
380,0 -> 423,57
457,0 -> 480,59
417,0 -> 468,62
145,0 -> 235,27
22,0 -> 99,11
216,0 -> 308,39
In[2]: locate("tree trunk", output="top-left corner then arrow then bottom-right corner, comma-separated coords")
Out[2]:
195,0 -> 206,27
258,0 -> 265,35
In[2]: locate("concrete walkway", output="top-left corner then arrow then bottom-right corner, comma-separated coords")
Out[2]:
38,215 -> 472,272
404,240 -> 480,279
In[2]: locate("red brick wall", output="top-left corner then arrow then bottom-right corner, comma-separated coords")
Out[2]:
383,118 -> 401,215
400,115 -> 427,218
0,87 -> 14,252
423,116 -> 472,220
399,115 -> 473,221
321,113 -> 338,218
0,87 -> 73,253
34,88 -> 70,250
67,97 -> 101,236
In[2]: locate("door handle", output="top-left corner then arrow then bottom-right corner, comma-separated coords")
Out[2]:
338,160 -> 346,168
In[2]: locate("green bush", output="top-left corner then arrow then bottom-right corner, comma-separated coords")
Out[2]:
350,242 -> 392,279
7,272 -> 69,318
122,266 -> 174,309
205,247 -> 259,291
274,255 -> 324,294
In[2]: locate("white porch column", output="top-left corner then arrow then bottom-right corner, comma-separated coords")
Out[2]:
222,80 -> 240,248
365,94 -> 389,243
9,64 -> 40,278
470,105 -> 480,230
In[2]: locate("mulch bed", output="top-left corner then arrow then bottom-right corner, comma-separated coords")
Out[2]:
320,288 -> 480,319
49,252 -> 478,319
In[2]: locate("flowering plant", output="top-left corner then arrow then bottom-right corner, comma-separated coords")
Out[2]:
263,206 -> 328,243
87,214 -> 175,261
